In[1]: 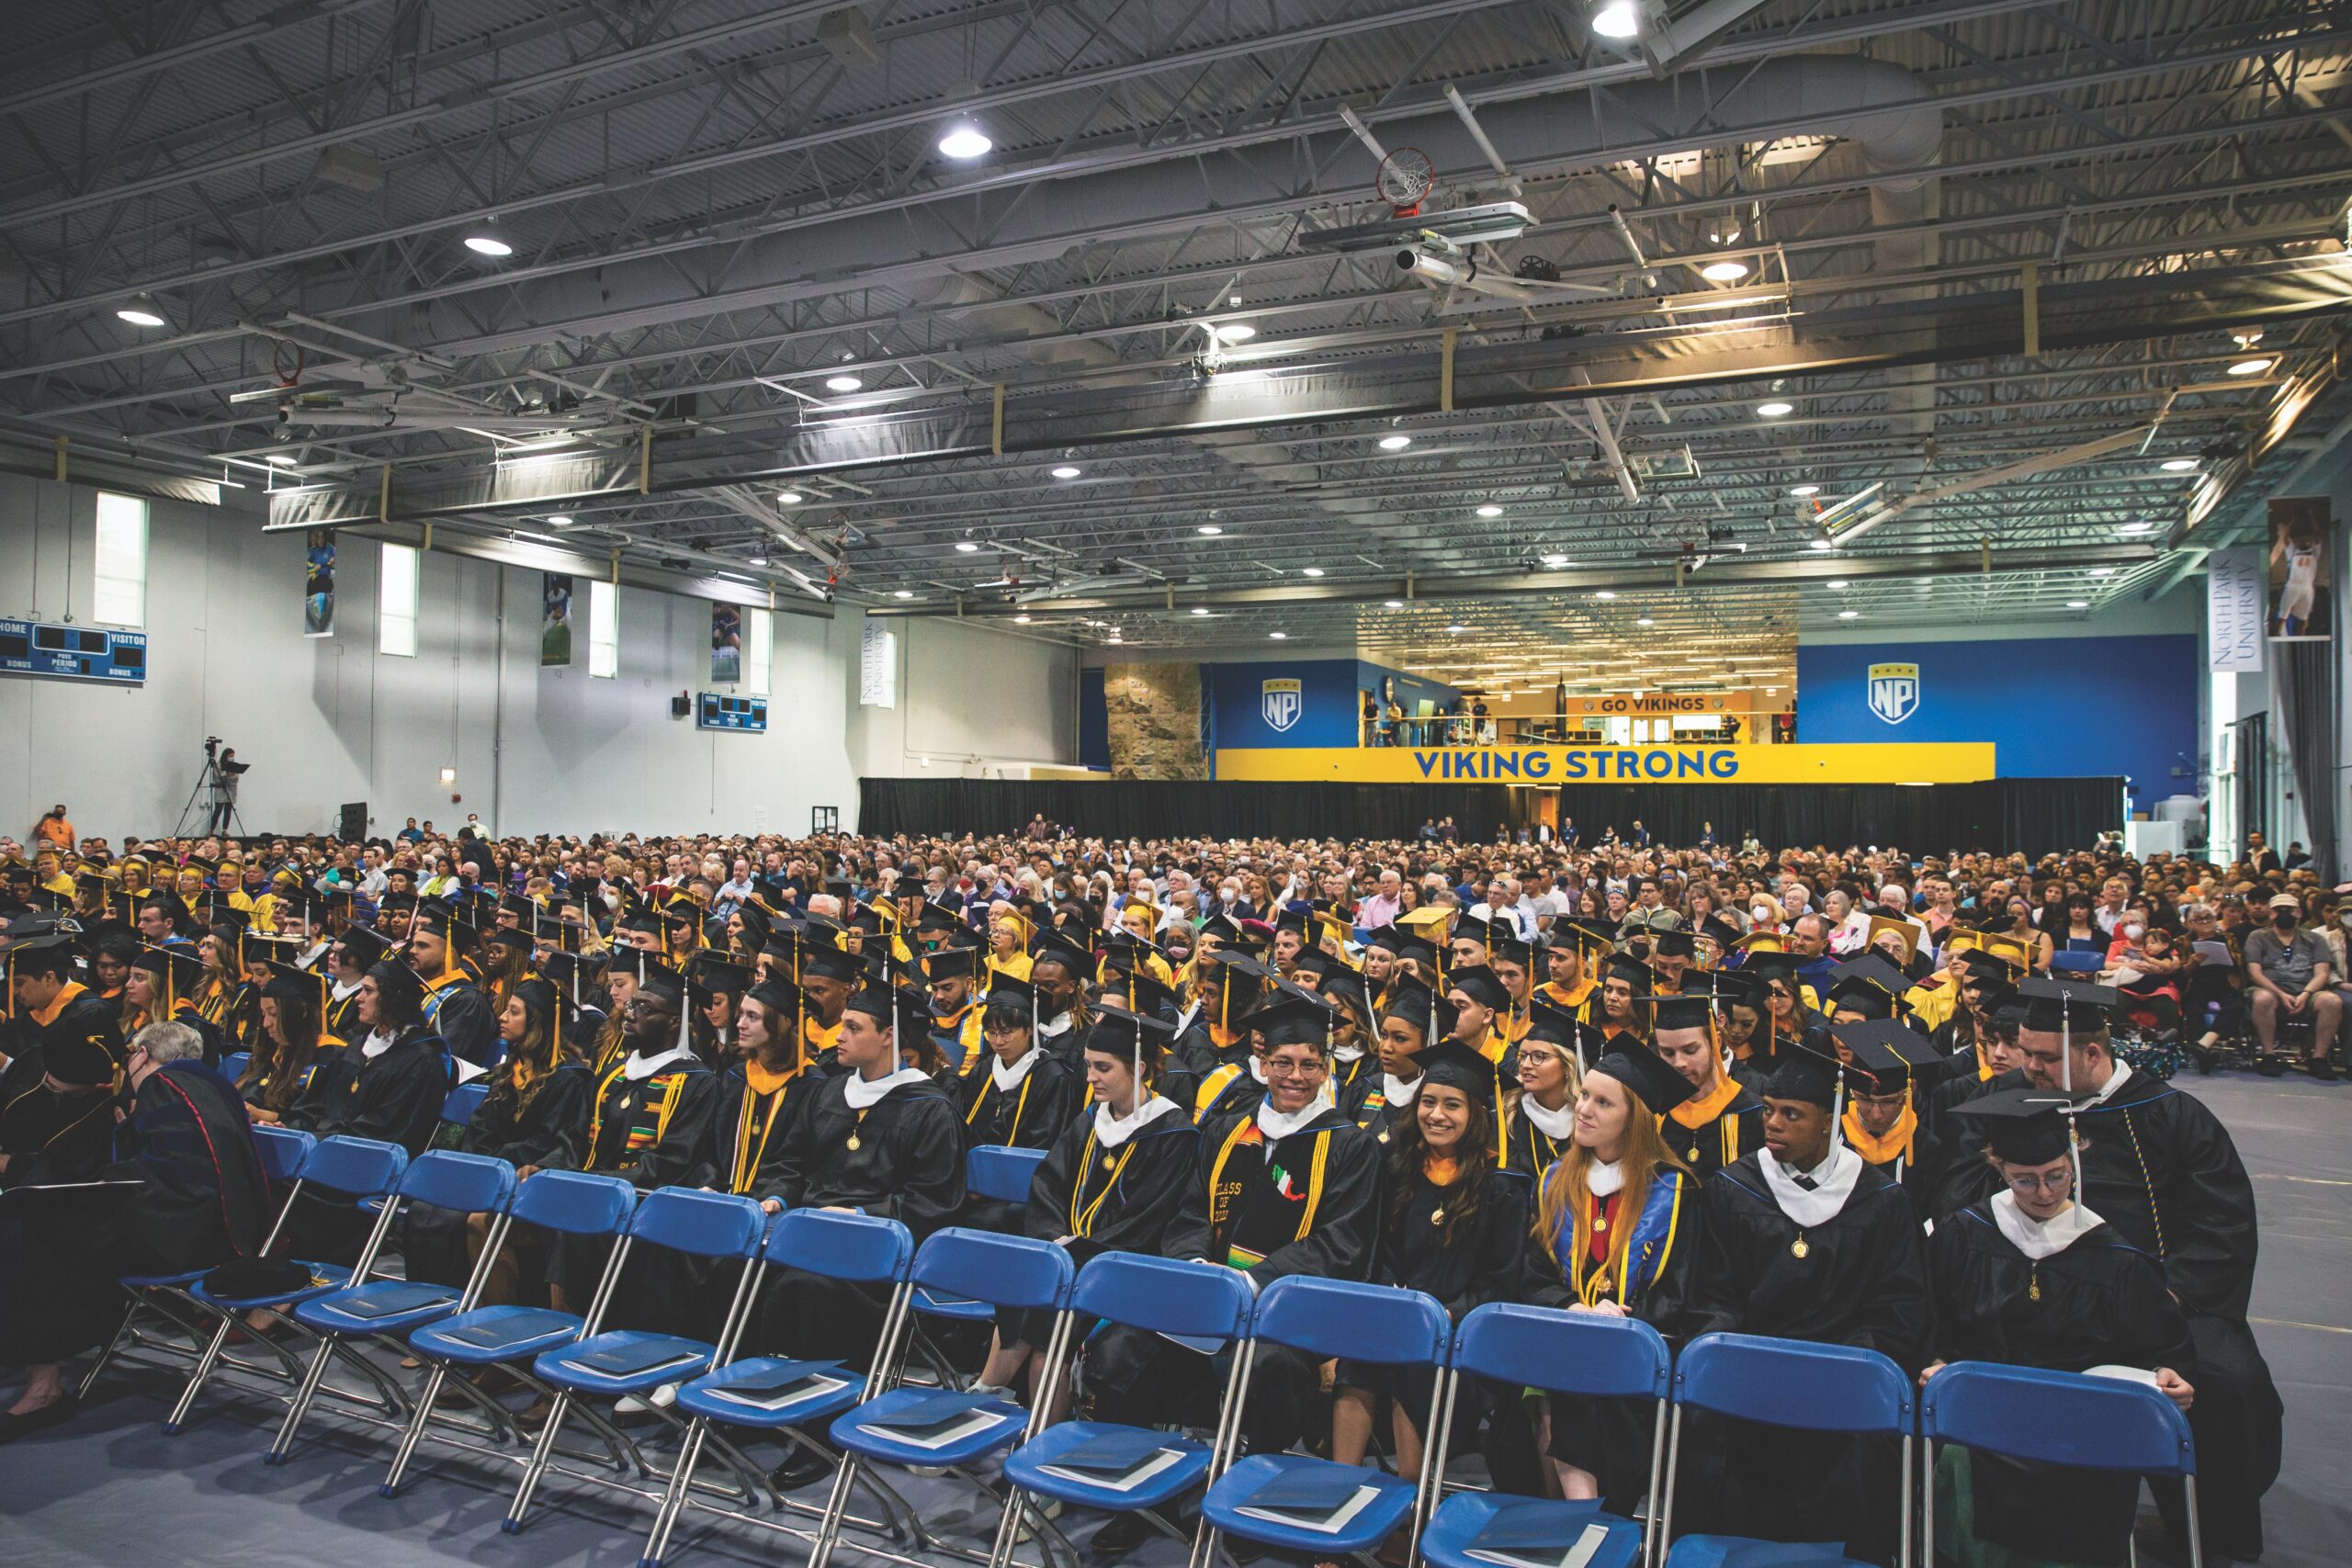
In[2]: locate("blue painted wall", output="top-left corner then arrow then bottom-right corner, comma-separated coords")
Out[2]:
1204,659 -> 1461,750
1079,667 -> 1110,770
1795,634 -> 2197,797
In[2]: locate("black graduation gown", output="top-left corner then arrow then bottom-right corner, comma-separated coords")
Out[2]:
323,980 -> 366,1046
1344,1071 -> 1415,1143
403,1064 -> 594,1287
1927,1202 -> 2196,1566
952,1049 -> 1080,1234
1193,1057 -> 1268,1124
1686,1155 -> 1930,1563
1843,1107 -> 1949,1225
1502,1101 -> 1575,1178
1100,1103 -> 1384,1452
1661,1078 -> 1767,1184
2064,1070 -> 2281,1559
420,974 -> 499,1067
754,1071 -> 967,1364
1009,1102 -> 1201,1349
566,1055 -> 723,1335
703,1061 -> 810,1204
0,1061 -> 271,1363
1342,1167 -> 1528,1428
0,1078 -> 119,1188
1527,1163 -> 1704,1514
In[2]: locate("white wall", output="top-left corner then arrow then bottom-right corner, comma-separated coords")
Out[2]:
0,474 -> 1075,841
1798,581 -> 2199,644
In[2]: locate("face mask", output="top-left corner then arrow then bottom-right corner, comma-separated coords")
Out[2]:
2275,912 -> 2298,927
2122,924 -> 2144,940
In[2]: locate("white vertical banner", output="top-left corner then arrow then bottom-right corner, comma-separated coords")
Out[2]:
2208,546 -> 2267,672
859,620 -> 897,707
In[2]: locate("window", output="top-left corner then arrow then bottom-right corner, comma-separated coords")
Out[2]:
93,491 -> 148,627
743,606 -> 772,696
588,579 -> 617,677
379,541 -> 419,657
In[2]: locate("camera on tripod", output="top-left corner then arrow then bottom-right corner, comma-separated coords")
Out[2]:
204,736 -> 222,756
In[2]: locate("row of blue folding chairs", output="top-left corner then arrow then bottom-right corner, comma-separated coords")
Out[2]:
84,1129 -> 2202,1568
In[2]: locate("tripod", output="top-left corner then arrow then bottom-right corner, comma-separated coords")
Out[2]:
174,750 -> 246,840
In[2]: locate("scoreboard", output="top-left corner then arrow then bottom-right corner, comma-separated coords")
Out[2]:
0,618 -> 147,684
697,693 -> 767,732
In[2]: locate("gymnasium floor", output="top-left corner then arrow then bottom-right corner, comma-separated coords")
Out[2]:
6,1072 -> 2347,1568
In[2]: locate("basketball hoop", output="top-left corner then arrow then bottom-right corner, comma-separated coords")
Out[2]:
1376,148 -> 1436,218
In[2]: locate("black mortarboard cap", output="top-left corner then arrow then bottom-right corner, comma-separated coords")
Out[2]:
130,942 -> 205,995
1101,966 -> 1180,1019
1958,949 -> 2020,983
1378,974 -> 1443,1043
1652,929 -> 1697,959
1590,1044 -> 1699,1114
1030,925 -> 1095,975
1317,969 -> 1371,1025
1447,966 -> 1512,1014
334,925 -> 394,969
1555,918 -> 1619,955
922,945 -> 981,983
1949,1087 -> 2079,1165
42,1021 -> 116,1088
632,959 -> 687,1009
797,943 -> 862,985
1700,915 -> 1744,953
1490,929 -> 1541,969
1642,993 -> 1716,1033
1601,952 -> 1654,992
1834,1020 -> 1940,1093
1521,996 -> 1584,1049
1826,953 -> 1909,1010
687,954 -> 754,1001
842,982 -> 928,1037
366,957 -> 426,1010
1237,982 -> 1337,1049
1418,1036 -> 1499,1097
1763,1043 -> 1844,1108
262,961 -> 325,1007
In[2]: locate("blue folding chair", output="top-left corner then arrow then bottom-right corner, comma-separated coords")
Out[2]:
968,1145 -> 1048,1207
997,1254 -> 1255,1568
1420,1305 -> 1664,1568
381,1169 -> 639,1498
809,1228 -> 1079,1568
79,1124 -> 314,1403
1198,1278 -> 1451,1568
644,1208 -> 922,1568
1920,1361 -> 2199,1568
2050,951 -> 2107,977
220,1051 -> 252,1084
1659,1334 -> 1917,1568
266,1150 -> 520,1464
507,1187 -> 769,1534
164,1134 -> 411,1434
441,1081 -> 490,1127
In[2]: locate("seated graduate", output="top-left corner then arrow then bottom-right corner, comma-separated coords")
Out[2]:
1649,984 -> 1766,1182
1831,1020 -> 1949,1221
556,959 -> 719,1329
320,924 -> 390,1047
1743,952 -> 1828,1069
1526,1045 -> 1703,1514
791,939 -> 860,1066
0,936 -> 124,1186
686,953 -> 751,1066
1538,919 -> 1608,1018
0,1019 -> 272,1441
406,905 -> 499,1067
1317,967 -> 1376,1101
1085,990 -> 1383,1464
1027,927 -> 1096,1064
2006,994 -> 2281,1562
1349,973 -> 1444,1139
1925,1089 -> 2196,1568
1684,1043 -> 1930,1563
405,976 -> 591,1295
1925,979 -> 2025,1131
1489,930 -> 1544,1045
1177,949 -> 1268,1089
712,976 -> 812,1214
975,1002 -> 1196,1415
1333,1038 -> 1529,1483
274,954 -> 447,1271
239,964 -> 343,1125
1502,998 -> 1587,1175
922,941 -> 989,1076
951,971 -> 1080,1232
1440,964 -> 1518,1160
1594,953 -> 1653,1050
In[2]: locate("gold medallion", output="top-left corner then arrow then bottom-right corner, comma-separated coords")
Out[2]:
1102,1156 -> 1118,1173
617,1096 -> 632,1111
1593,1214 -> 1607,1233
1791,1235 -> 1809,1258
846,1134 -> 862,1151
1430,1206 -> 1446,1225
1688,1146 -> 1701,1162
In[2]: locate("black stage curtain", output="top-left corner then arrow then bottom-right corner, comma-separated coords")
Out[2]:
859,776 -> 2124,856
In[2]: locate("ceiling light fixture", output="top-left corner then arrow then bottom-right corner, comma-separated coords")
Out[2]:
2160,458 -> 2199,472
2066,599 -> 2090,609
1302,567 -> 1325,577
1809,537 -> 1837,551
2089,567 -> 2116,578
748,554 -> 768,567
1789,483 -> 1820,497
116,295 -> 167,328
1213,322 -> 1257,344
1594,590 -> 1617,601
1757,400 -> 1794,418
1268,630 -> 1288,639
544,512 -> 571,525
1051,465 -> 1081,479
1838,609 -> 1860,620
1635,616 -> 1655,627
1378,434 -> 1412,450
1447,624 -> 1470,634
937,121 -> 992,159
461,231 -> 513,258
1191,606 -> 1211,616
1476,504 -> 1503,517
1197,524 -> 1224,536
1013,615 -> 1033,624
2116,521 -> 2154,536
1590,0 -> 1642,38
1384,599 -> 1405,609
1826,580 -> 1849,590
825,374 -> 863,393
892,589 -> 915,600
2227,357 -> 2273,377
777,491 -> 803,505
955,541 -> 981,553
1700,259 -> 1749,283
266,454 -> 298,467
1540,553 -> 1570,569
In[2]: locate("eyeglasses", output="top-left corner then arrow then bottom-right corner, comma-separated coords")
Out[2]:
2004,1168 -> 2071,1193
1262,1057 -> 1328,1079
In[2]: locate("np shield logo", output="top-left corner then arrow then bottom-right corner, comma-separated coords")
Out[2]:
1261,678 -> 1304,734
1867,662 -> 1920,726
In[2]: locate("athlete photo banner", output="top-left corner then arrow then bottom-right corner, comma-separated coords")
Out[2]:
541,573 -> 575,666
303,530 -> 335,637
2266,496 -> 2333,641
711,602 -> 741,683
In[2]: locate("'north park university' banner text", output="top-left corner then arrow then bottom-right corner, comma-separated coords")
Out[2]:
1215,742 -> 1996,784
